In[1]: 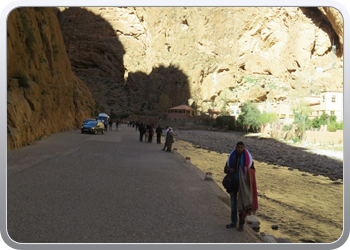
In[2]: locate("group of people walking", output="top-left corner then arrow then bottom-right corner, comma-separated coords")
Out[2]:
108,119 -> 120,130
133,121 -> 258,232
137,123 -> 174,152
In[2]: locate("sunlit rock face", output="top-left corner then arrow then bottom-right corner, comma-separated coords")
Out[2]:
7,7 -> 343,149
57,7 -> 343,115
7,7 -> 96,150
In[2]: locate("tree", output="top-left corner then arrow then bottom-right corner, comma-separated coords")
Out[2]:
259,112 -> 279,135
156,93 -> 171,113
218,89 -> 230,116
319,112 -> 329,125
259,112 -> 279,125
236,101 -> 261,132
311,116 -> 321,129
291,99 -> 313,140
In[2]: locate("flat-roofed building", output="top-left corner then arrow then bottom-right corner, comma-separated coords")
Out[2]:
167,105 -> 195,122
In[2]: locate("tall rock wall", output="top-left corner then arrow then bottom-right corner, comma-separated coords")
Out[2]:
7,7 -> 97,150
7,7 -> 344,149
57,7 -> 343,115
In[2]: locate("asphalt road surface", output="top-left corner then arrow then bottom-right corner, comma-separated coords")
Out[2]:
6,125 -> 262,245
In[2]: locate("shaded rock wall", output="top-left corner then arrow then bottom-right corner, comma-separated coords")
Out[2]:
57,7 -> 343,116
7,7 -> 97,150
7,7 -> 344,149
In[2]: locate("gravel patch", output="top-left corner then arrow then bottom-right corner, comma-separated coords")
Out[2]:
174,130 -> 343,181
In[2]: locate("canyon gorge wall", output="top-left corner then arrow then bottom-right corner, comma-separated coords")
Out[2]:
57,7 -> 343,116
7,7 -> 343,149
7,7 -> 96,150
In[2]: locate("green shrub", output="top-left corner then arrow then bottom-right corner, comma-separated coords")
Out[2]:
15,74 -> 30,88
327,121 -> 343,132
327,122 -> 337,132
292,136 -> 301,143
214,116 -> 235,129
19,11 -> 36,48
282,124 -> 293,131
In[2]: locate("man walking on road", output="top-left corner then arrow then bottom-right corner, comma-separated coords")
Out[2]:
162,126 -> 169,150
156,125 -> 163,144
138,123 -> 146,142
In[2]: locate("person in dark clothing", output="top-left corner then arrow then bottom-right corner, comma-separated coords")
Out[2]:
155,125 -> 163,144
224,141 -> 257,232
103,119 -> 108,131
148,125 -> 154,143
109,120 -> 113,130
138,123 -> 146,142
162,126 -> 169,150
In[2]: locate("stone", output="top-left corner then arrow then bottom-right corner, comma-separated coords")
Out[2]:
249,222 -> 260,232
276,237 -> 293,243
263,235 -> 277,243
246,215 -> 260,225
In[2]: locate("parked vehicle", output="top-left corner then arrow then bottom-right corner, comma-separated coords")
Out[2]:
96,113 -> 110,131
82,118 -> 96,127
81,121 -> 105,134
96,113 -> 110,122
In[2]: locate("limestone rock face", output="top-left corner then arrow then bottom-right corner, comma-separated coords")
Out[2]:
7,7 -> 96,150
7,7 -> 344,149
318,7 -> 344,49
57,7 -> 343,115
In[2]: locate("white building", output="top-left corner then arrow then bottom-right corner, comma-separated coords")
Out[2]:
310,90 -> 343,121
256,90 -> 343,124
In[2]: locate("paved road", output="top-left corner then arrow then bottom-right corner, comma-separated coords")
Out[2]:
6,125 -> 262,245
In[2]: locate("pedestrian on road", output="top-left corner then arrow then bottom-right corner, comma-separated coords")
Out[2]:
162,126 -> 170,150
109,119 -> 113,130
103,119 -> 108,131
115,120 -> 119,130
224,141 -> 258,231
165,128 -> 175,152
156,125 -> 163,144
144,125 -> 149,142
148,125 -> 154,143
138,123 -> 146,142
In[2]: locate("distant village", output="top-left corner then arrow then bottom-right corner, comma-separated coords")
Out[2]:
167,89 -> 343,127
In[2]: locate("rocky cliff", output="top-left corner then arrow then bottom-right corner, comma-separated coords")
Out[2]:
7,7 -> 343,150
57,7 -> 343,116
7,7 -> 97,150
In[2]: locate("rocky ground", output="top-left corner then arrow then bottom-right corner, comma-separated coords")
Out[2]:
172,129 -> 343,243
174,129 -> 343,182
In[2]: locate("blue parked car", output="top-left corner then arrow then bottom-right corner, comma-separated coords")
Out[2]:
81,118 -> 96,128
81,121 -> 105,134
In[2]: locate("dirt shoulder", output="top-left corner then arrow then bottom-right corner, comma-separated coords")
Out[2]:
174,130 -> 343,181
173,129 -> 343,243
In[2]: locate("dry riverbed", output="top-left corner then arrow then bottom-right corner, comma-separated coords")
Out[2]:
173,130 -> 343,243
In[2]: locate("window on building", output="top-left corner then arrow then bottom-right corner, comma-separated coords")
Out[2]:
289,114 -> 294,119
331,111 -> 335,115
332,95 -> 336,103
280,114 -> 286,118
322,95 -> 325,103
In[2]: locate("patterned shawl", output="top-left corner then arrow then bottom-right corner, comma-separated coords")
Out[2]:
227,148 -> 253,173
227,148 -> 258,215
